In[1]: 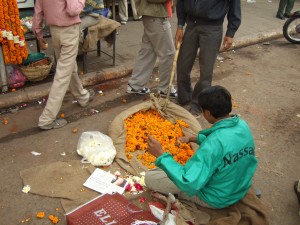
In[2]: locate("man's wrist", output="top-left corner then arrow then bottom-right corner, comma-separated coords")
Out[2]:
177,25 -> 184,29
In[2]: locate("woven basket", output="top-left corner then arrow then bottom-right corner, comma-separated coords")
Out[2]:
19,56 -> 54,82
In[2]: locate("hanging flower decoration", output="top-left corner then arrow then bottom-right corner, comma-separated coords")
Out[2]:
124,109 -> 195,169
0,0 -> 28,64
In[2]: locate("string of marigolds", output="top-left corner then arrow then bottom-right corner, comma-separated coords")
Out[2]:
0,0 -> 28,64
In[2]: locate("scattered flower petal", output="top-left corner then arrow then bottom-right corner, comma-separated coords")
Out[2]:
36,212 -> 45,219
31,151 -> 41,156
125,183 -> 132,192
114,171 -> 121,177
22,185 -> 31,193
139,197 -> 146,203
134,182 -> 144,191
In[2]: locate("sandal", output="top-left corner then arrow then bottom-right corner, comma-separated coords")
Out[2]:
39,118 -> 67,130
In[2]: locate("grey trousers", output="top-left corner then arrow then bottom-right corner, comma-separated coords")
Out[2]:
128,16 -> 175,93
145,168 -> 214,208
177,23 -> 223,112
38,24 -> 89,126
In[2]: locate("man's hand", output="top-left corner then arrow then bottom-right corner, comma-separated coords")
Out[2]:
177,136 -> 190,145
175,28 -> 184,49
37,38 -> 48,50
222,36 -> 234,50
147,135 -> 165,158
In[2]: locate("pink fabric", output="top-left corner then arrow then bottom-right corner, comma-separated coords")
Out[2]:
32,0 -> 85,39
165,0 -> 172,18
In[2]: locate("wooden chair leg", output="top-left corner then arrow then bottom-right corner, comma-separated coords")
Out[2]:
83,52 -> 88,73
97,40 -> 101,57
112,30 -> 116,66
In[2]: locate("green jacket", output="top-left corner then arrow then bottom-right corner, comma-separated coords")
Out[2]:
134,0 -> 168,18
156,115 -> 258,208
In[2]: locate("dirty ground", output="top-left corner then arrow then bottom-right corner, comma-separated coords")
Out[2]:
0,38 -> 299,225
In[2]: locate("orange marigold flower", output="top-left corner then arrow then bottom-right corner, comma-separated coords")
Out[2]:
49,215 -> 59,224
36,211 -> 45,219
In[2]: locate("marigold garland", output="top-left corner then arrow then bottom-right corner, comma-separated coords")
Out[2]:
0,0 -> 28,64
124,109 -> 195,169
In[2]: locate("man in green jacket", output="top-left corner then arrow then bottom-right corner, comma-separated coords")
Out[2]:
146,85 -> 258,208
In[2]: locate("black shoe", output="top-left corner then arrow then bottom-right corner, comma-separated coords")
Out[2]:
126,84 -> 150,95
159,89 -> 178,99
276,14 -> 285,20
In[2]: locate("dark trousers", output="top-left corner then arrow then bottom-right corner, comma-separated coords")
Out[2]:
177,22 -> 222,112
277,0 -> 295,17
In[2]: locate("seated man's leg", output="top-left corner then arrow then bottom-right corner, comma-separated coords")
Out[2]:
145,168 -> 181,195
145,168 -> 214,209
78,15 -> 100,54
80,15 -> 100,31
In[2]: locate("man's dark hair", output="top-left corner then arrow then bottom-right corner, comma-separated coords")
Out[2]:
198,85 -> 232,118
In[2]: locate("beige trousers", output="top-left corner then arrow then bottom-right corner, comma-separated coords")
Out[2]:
119,0 -> 139,21
145,168 -> 215,209
38,24 -> 89,127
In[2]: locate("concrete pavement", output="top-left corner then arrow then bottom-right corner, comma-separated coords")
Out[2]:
0,0 -> 299,109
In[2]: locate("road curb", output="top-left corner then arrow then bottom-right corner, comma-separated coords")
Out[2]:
0,29 -> 283,109
225,28 -> 282,52
0,66 -> 132,109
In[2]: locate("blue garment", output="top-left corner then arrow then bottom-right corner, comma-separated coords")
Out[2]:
80,0 -> 105,16
156,115 -> 258,208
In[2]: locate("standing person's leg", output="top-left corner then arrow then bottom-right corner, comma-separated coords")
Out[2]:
146,17 -> 175,94
176,23 -> 199,106
130,0 -> 140,20
38,24 -> 82,128
119,0 -> 128,24
284,0 -> 295,17
277,0 -> 288,18
69,62 -> 90,107
127,17 -> 157,93
70,24 -> 91,107
190,25 -> 222,112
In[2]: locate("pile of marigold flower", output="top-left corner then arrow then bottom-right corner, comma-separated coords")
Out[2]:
124,109 -> 195,169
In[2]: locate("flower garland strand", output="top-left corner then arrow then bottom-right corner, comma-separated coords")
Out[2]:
124,109 -> 195,169
0,0 -> 28,64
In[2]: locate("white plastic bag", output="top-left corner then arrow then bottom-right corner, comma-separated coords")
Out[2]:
77,131 -> 116,166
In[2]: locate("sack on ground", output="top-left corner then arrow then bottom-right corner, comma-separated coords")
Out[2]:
77,131 -> 116,166
108,95 -> 202,175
